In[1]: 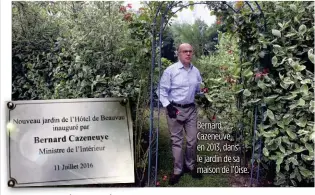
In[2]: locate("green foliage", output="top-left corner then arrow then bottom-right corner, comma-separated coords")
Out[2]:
12,1 -> 153,186
196,32 -> 242,136
12,1 -> 132,100
259,1 -> 314,187
170,19 -> 220,57
219,1 -> 314,186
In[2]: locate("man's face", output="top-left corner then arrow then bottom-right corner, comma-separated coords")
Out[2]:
178,44 -> 193,66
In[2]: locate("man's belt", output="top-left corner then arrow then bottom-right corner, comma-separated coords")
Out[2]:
171,101 -> 195,108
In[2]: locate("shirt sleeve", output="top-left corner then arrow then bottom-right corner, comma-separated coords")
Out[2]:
196,70 -> 203,94
156,69 -> 171,107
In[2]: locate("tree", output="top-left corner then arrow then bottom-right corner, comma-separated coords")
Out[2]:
170,19 -> 221,57
161,26 -> 176,62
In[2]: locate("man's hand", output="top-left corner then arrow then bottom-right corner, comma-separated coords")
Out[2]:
201,88 -> 208,93
166,104 -> 179,118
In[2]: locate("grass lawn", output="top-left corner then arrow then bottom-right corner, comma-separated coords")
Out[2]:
154,108 -> 230,187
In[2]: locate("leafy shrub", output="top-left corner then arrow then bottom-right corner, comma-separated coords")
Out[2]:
12,1 -> 153,186
218,1 -> 314,186
196,32 -> 242,136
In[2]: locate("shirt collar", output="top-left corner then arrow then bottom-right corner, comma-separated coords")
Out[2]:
177,60 -> 193,70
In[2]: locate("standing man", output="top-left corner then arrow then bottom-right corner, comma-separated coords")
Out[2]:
157,43 -> 205,185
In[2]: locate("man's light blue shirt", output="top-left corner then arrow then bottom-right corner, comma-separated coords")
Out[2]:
156,61 -> 202,107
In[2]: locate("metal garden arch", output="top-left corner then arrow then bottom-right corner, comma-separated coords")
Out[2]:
147,1 -> 267,187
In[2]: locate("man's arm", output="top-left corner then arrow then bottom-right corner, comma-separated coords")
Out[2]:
196,71 -> 203,94
156,69 -> 171,107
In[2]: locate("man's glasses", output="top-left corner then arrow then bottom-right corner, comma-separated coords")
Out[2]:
180,50 -> 193,54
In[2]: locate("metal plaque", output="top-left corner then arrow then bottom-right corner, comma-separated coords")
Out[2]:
5,98 -> 134,187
